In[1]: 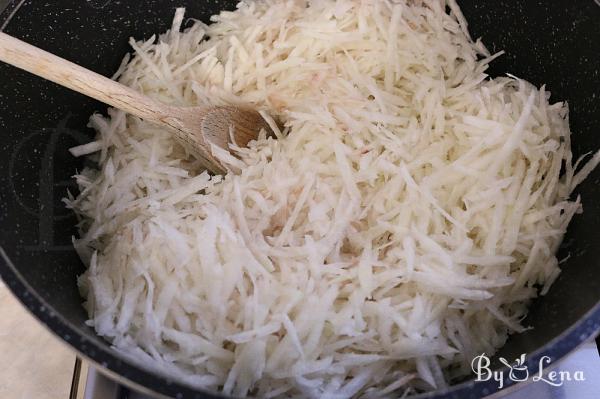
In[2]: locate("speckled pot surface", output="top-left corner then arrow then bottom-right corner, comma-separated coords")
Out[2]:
0,1 -> 599,398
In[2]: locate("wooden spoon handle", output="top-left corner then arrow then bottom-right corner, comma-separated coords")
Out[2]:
0,32 -> 178,124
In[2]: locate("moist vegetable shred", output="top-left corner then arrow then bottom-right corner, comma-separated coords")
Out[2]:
67,1 -> 599,397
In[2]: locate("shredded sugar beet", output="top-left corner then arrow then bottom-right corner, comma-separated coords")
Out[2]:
67,1 -> 599,397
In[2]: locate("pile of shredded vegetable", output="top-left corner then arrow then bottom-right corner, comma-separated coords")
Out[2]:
67,0 -> 600,397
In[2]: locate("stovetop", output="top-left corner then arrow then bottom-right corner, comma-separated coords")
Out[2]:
73,340 -> 600,399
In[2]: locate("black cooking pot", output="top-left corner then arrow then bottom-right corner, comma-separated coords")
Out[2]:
0,1 -> 599,398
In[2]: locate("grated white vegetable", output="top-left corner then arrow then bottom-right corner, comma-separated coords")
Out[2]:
67,1 -> 599,397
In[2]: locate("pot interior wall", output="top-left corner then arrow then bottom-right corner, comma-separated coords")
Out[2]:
0,0 -> 599,398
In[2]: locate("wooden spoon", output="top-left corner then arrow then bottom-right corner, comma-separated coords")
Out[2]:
0,32 -> 274,173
